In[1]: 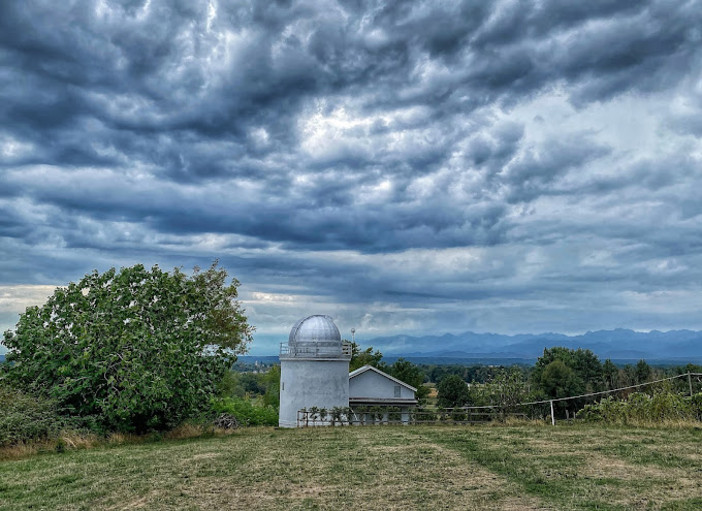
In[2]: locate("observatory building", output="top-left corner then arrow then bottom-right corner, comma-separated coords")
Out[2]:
278,315 -> 352,428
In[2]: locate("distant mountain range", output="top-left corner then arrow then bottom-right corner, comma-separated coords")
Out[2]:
3,329 -> 701,366
369,328 -> 702,362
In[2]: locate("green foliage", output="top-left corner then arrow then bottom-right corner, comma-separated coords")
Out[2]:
470,368 -> 529,411
2,262 -> 253,433
532,347 -> 602,403
634,359 -> 653,384
261,365 -> 281,408
308,406 -> 320,422
0,387 -> 72,446
217,365 -> 280,410
217,370 -> 245,398
210,397 -> 278,426
602,359 -> 618,389
330,406 -> 344,425
436,374 -> 470,408
424,364 -> 512,384
238,372 -> 267,395
690,393 -> 702,420
349,342 -> 384,371
577,390 -> 701,424
540,360 -> 584,399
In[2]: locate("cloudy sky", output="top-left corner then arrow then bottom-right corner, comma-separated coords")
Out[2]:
2,0 -> 702,354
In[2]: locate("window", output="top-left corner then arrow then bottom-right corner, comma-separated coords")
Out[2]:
394,385 -> 401,397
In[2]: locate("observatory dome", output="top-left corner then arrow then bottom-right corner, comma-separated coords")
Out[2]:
289,315 -> 341,345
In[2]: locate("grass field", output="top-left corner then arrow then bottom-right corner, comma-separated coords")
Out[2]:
1,424 -> 700,510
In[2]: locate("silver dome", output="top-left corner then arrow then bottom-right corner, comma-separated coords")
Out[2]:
288,315 -> 341,345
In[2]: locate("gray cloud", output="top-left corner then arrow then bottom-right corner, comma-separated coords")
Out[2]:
2,0 -> 702,352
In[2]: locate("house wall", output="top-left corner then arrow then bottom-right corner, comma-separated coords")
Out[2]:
349,370 -> 414,399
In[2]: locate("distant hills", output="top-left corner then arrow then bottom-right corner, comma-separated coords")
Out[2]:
3,329 -> 702,366
243,329 -> 702,365
370,328 -> 702,362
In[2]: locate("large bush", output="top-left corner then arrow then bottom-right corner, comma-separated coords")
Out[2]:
577,391 -> 700,424
210,397 -> 278,426
0,387 -> 71,446
1,263 -> 253,433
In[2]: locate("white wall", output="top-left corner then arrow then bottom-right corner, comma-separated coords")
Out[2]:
279,358 -> 349,428
349,369 -> 414,399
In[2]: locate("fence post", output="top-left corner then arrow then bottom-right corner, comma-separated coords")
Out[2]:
550,400 -> 555,426
689,373 -> 694,397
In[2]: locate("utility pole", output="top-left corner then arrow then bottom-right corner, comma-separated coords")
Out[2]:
351,328 -> 355,344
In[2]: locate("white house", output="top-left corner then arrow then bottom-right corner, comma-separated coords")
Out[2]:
348,364 -> 418,424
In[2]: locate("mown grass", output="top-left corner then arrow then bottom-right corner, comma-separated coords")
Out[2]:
0,424 -> 700,510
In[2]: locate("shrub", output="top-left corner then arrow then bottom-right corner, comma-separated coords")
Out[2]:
210,397 -> 278,427
689,393 -> 702,420
0,387 -> 71,446
577,390 -> 697,424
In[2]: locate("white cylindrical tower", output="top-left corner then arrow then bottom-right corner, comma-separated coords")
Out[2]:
279,315 -> 351,428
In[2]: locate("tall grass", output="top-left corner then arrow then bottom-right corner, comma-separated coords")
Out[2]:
210,396 -> 278,426
577,390 -> 702,425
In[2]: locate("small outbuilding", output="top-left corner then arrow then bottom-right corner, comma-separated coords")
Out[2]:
349,364 -> 418,424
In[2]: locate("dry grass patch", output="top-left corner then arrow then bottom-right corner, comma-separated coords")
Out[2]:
420,425 -> 702,511
1,424 -> 700,511
576,454 -> 700,509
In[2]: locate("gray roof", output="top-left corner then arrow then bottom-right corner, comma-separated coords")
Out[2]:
348,364 -> 418,392
288,315 -> 341,345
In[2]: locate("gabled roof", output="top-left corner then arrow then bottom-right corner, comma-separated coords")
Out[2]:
348,364 -> 417,392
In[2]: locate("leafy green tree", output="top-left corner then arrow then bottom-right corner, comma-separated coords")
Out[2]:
349,342 -> 385,371
602,359 -> 619,390
540,360 -> 584,399
238,372 -> 266,395
2,263 -> 253,432
437,374 -> 470,408
532,347 -> 603,394
261,364 -> 281,408
426,363 -> 503,384
486,367 -> 529,411
634,359 -> 652,384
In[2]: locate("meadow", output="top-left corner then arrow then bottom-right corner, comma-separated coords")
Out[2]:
1,423 -> 700,511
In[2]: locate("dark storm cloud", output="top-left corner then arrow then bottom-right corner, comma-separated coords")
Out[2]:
2,0 -> 702,341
